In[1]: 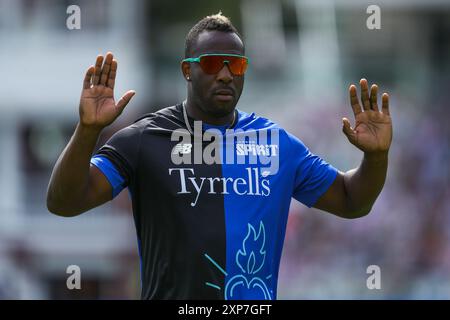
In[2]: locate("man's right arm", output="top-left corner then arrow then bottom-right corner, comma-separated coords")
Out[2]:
46,52 -> 135,217
46,124 -> 112,216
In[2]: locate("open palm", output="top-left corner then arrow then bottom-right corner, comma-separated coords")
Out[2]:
79,52 -> 135,130
343,79 -> 392,154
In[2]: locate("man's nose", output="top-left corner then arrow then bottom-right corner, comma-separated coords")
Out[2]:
216,62 -> 233,83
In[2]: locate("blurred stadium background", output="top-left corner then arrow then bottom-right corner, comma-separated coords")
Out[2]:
0,0 -> 449,299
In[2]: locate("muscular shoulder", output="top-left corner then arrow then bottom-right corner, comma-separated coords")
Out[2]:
132,103 -> 185,132
237,110 -> 295,145
107,104 -> 184,145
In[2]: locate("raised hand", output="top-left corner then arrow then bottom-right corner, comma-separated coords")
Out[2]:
79,52 -> 135,131
342,79 -> 392,155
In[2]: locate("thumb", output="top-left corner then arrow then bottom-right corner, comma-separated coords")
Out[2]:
342,117 -> 356,143
116,90 -> 136,112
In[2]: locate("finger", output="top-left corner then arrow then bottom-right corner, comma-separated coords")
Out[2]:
370,84 -> 379,112
360,78 -> 371,111
342,117 -> 356,144
92,55 -> 104,85
100,52 -> 113,86
381,93 -> 390,116
116,90 -> 136,111
349,84 -> 362,116
107,59 -> 118,89
83,66 -> 95,89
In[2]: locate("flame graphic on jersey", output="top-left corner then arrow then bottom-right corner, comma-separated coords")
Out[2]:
204,221 -> 272,300
236,222 -> 266,275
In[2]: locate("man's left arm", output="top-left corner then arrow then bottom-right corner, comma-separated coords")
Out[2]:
314,78 -> 392,219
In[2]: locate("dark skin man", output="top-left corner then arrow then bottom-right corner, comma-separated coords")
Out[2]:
47,29 -> 392,221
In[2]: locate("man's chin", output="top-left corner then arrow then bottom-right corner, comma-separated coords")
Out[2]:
207,100 -> 236,117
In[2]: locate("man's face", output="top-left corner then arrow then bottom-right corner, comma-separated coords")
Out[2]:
184,30 -> 245,117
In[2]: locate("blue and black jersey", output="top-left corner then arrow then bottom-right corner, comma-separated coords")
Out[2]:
91,103 -> 338,300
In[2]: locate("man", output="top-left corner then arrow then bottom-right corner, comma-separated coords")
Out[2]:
46,13 -> 392,300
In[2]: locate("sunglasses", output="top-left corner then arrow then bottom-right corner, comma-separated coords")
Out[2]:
182,53 -> 249,76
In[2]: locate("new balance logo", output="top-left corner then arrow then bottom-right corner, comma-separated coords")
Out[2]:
172,143 -> 192,155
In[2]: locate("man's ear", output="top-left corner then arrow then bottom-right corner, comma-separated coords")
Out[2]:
181,61 -> 191,81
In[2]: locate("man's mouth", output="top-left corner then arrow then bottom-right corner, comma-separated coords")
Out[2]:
214,89 -> 234,101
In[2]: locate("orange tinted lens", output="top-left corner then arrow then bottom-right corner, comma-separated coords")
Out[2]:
199,56 -> 225,74
226,56 -> 248,76
199,56 -> 248,76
